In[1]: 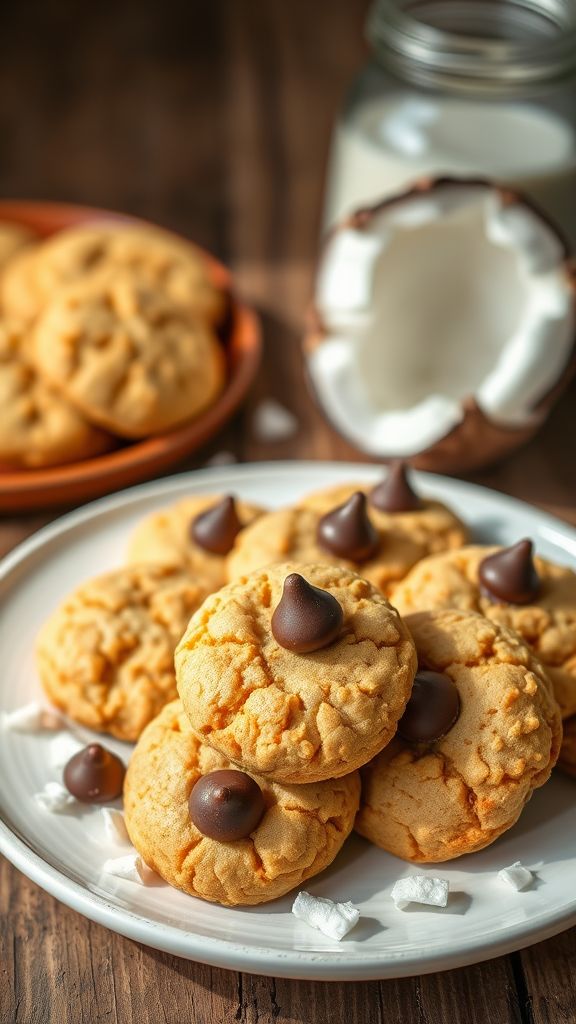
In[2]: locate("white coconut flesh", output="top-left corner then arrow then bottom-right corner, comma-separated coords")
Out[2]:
311,183 -> 574,457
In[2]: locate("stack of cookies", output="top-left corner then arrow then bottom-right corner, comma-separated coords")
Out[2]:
0,219 -> 226,468
35,463 -> 575,907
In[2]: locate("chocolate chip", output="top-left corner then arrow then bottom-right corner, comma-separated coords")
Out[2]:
189,769 -> 265,841
63,744 -> 125,803
271,573 -> 344,653
478,539 -> 540,605
317,492 -> 379,562
191,495 -> 241,555
397,670 -> 460,743
370,461 -> 422,513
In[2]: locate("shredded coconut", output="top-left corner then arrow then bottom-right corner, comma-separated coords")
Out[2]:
391,875 -> 449,910
498,861 -> 534,891
252,399 -> 298,442
2,702 -> 62,733
292,891 -> 360,941
34,781 -> 76,813
99,808 -> 131,846
101,854 -> 158,885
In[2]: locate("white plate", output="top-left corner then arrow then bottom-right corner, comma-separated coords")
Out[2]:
1,461 -> 575,981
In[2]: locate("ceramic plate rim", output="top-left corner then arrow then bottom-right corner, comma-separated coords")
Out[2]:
1,460 -> 575,980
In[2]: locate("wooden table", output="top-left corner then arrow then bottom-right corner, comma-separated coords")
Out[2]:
1,2 -> 575,1021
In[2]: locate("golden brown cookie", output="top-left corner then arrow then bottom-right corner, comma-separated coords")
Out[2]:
127,495 -> 266,590
558,716 -> 576,778
37,565 -> 209,742
176,562 -> 417,783
0,222 -> 35,273
2,222 -> 225,325
391,545 -> 576,718
355,609 -> 562,863
124,700 -> 360,906
300,473 -> 467,558
0,318 -> 112,467
32,272 -> 225,438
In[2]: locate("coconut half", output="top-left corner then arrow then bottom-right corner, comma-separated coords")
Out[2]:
306,178 -> 575,473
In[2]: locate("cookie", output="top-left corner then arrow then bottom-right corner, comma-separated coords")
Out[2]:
32,272 -> 225,438
175,562 -> 417,783
124,700 -> 360,906
1,246 -> 39,321
127,495 -> 266,590
558,716 -> 576,778
355,609 -> 562,863
0,318 -> 112,467
2,222 -> 225,325
0,222 -> 35,272
391,544 -> 576,718
37,565 -> 209,741
227,498 -> 452,597
300,463 -> 467,557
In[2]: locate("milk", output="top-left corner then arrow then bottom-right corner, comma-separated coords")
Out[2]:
324,95 -> 576,248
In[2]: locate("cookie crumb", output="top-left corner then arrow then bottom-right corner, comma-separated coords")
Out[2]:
34,781 -> 76,813
252,399 -> 298,442
292,891 -> 360,940
498,861 -> 534,891
391,875 -> 449,909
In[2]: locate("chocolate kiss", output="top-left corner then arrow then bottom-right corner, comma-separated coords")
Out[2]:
478,539 -> 540,605
317,491 -> 379,562
397,670 -> 460,744
191,496 -> 241,555
271,573 -> 344,653
63,743 -> 125,803
189,769 -> 265,841
370,461 -> 422,513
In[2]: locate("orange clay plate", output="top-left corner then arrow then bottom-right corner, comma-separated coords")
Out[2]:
0,201 -> 261,511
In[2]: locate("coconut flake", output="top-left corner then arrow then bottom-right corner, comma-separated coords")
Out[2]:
2,702 -> 63,733
391,875 -> 449,910
99,808 -> 131,846
205,450 -> 238,467
252,399 -> 298,442
498,861 -> 534,891
102,853 -> 158,885
291,891 -> 360,940
34,781 -> 76,813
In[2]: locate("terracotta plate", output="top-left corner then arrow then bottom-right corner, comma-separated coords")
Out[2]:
0,201 -> 261,511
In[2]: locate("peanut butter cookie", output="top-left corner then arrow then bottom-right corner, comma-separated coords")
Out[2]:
127,494 -> 266,590
37,565 -> 209,741
355,609 -> 562,862
124,700 -> 360,906
0,318 -> 112,467
300,462 -> 467,557
176,562 -> 417,784
32,272 -> 225,437
391,543 -> 576,718
0,221 -> 35,271
558,716 -> 576,778
2,222 -> 225,325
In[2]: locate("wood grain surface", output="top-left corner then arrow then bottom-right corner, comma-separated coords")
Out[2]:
1,2 -> 575,1022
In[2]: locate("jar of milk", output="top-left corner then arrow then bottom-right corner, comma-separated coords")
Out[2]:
324,0 -> 576,248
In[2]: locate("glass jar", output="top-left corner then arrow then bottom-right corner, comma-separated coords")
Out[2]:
323,0 -> 576,248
